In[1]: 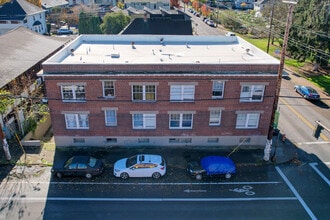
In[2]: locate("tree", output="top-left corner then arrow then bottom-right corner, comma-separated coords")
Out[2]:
27,0 -> 41,7
288,0 -> 329,67
79,12 -> 102,34
0,90 -> 14,161
100,12 -> 130,34
170,0 -> 180,8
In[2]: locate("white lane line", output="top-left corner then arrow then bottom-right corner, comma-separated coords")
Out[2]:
296,141 -> 330,145
1,197 -> 297,202
309,163 -> 330,187
275,166 -> 317,220
1,181 -> 281,185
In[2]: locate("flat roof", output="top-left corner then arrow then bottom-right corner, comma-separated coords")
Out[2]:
44,35 -> 279,66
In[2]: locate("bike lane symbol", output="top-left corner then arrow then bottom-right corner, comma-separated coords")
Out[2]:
229,185 -> 255,196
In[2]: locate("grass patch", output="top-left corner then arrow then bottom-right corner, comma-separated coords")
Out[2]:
308,74 -> 330,94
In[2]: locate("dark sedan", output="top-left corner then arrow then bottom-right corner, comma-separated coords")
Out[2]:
187,156 -> 236,180
294,85 -> 320,100
51,156 -> 103,179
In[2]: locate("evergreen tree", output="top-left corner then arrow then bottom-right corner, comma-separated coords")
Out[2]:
79,12 -> 102,34
100,12 -> 130,34
288,0 -> 329,67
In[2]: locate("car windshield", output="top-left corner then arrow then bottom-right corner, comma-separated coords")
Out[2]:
88,157 -> 97,167
126,155 -> 137,167
307,88 -> 317,93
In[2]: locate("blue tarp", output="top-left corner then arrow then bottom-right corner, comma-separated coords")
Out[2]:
201,156 -> 236,175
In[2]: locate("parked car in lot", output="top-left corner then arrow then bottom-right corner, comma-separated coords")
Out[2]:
207,20 -> 216,27
294,85 -> 320,100
114,154 -> 166,179
225,32 -> 236,36
187,156 -> 236,180
57,28 -> 73,35
51,156 -> 104,179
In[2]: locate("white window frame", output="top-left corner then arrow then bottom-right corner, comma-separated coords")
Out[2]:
240,84 -> 265,102
212,81 -> 225,99
235,112 -> 260,129
132,113 -> 156,129
209,108 -> 222,126
103,108 -> 117,126
102,80 -> 115,98
169,112 -> 194,129
60,84 -> 86,102
131,84 -> 156,101
170,85 -> 195,102
64,113 -> 89,129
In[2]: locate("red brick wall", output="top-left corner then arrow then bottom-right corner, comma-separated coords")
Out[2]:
44,73 -> 277,138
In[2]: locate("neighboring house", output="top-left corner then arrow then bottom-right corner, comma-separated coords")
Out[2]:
254,0 -> 271,12
233,0 -> 255,10
41,0 -> 69,13
42,34 -> 280,148
67,0 -> 94,6
0,27 -> 69,138
124,0 -> 171,11
0,0 -> 47,35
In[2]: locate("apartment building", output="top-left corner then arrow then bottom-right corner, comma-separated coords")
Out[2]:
42,34 -> 280,148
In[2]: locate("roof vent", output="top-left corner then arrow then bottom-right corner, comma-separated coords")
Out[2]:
111,53 -> 120,58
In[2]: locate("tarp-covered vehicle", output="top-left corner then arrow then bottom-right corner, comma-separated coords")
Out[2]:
187,156 -> 236,180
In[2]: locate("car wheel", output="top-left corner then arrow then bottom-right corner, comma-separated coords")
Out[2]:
195,174 -> 202,180
225,173 -> 232,179
152,172 -> 161,179
85,173 -> 92,179
120,172 -> 129,179
56,172 -> 63,178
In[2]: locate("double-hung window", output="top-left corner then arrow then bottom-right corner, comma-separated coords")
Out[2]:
131,84 -> 157,101
170,84 -> 195,102
60,84 -> 86,101
132,113 -> 156,129
240,84 -> 266,102
64,113 -> 89,129
102,81 -> 115,98
212,81 -> 224,99
209,108 -> 222,126
235,112 -> 260,129
103,108 -> 117,126
169,112 -> 194,129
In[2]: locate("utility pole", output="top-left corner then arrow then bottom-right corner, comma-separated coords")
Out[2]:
266,0 -> 275,54
264,1 -> 297,161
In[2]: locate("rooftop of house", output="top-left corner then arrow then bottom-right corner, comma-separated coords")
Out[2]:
44,34 -> 279,66
0,27 -> 70,88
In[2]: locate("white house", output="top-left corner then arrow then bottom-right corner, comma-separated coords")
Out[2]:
0,0 -> 47,35
124,0 -> 171,11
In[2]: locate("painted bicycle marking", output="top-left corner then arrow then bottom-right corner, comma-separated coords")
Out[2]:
229,185 -> 255,196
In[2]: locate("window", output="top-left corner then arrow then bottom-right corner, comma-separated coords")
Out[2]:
169,113 -> 193,129
240,85 -> 265,102
65,113 -> 89,129
102,81 -> 115,97
170,85 -> 195,101
169,138 -> 192,143
209,109 -> 222,126
105,138 -> 117,143
104,109 -> 117,126
61,85 -> 85,101
132,113 -> 156,129
207,138 -> 219,143
212,81 -> 224,99
236,113 -> 260,129
73,138 -> 85,143
132,85 -> 156,101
